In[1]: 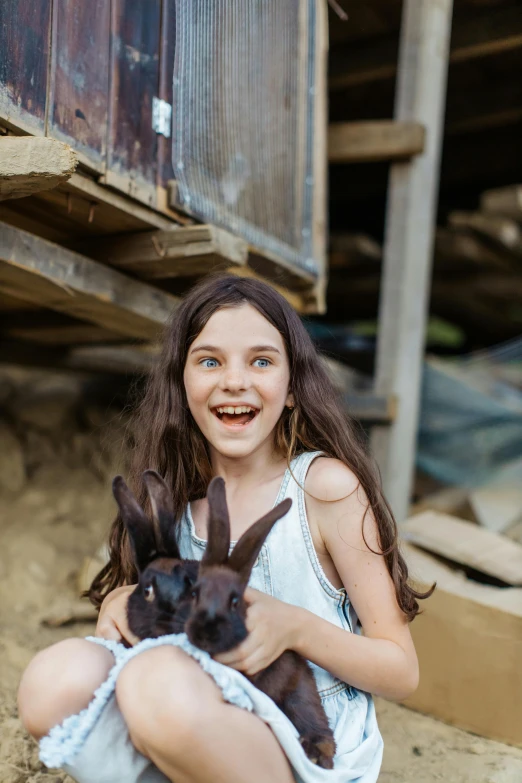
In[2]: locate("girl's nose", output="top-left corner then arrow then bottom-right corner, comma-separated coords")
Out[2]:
220,367 -> 249,392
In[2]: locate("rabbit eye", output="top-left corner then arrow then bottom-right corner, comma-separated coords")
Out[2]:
143,585 -> 155,602
230,595 -> 240,611
190,588 -> 199,601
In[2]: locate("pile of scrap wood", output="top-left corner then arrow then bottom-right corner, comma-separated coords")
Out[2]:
328,184 -> 522,345
400,503 -> 522,749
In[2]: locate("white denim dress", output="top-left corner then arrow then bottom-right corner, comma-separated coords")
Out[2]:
40,451 -> 383,783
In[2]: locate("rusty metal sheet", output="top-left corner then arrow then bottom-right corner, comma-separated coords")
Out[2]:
47,0 -> 110,172
106,0 -> 162,207
0,0 -> 51,134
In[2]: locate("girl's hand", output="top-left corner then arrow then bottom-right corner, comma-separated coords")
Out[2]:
214,588 -> 303,676
95,585 -> 140,647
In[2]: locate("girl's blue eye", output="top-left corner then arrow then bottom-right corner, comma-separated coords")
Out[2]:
201,358 -> 218,368
254,358 -> 270,368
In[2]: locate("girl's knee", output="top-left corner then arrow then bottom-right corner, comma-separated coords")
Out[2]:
116,647 -> 221,756
18,638 -> 114,740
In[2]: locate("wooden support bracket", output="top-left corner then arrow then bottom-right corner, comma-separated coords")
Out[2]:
328,121 -> 425,164
0,137 -> 78,201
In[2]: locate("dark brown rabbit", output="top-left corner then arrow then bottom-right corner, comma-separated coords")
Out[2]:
112,470 -> 199,640
186,477 -> 336,769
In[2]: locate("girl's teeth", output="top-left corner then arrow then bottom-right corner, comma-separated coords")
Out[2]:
216,406 -> 254,415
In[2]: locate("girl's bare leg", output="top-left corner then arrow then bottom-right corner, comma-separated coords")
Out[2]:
116,647 -> 295,783
18,638 -> 115,739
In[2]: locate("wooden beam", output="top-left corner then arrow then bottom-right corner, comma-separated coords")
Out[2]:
224,265 -> 307,313
329,4 -> 522,92
82,225 -> 248,279
0,221 -> 178,339
0,137 -> 77,201
328,121 -> 425,164
481,185 -> 522,221
371,0 -> 454,522
324,357 -> 395,423
448,211 -> 522,256
58,172 -> 179,231
435,227 -> 516,271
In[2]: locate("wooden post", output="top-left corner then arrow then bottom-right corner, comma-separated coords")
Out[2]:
371,0 -> 454,522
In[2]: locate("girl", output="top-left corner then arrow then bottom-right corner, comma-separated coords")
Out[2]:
18,274 -> 427,783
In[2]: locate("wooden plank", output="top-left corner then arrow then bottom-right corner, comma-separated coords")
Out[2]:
435,227 -> 516,271
329,4 -> 522,91
0,0 -> 51,135
448,211 -> 522,256
9,172 -> 180,245
328,121 -> 425,164
60,173 -> 177,231
0,169 -> 183,246
224,265 -> 307,313
0,137 -> 77,201
402,511 -> 522,586
371,0 -> 454,523
104,0 -> 162,206
324,357 -> 396,423
481,185 -> 522,220
0,221 -> 178,339
47,0 -> 111,172
83,225 -> 248,279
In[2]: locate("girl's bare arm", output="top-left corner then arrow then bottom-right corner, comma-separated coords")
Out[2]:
295,457 -> 419,701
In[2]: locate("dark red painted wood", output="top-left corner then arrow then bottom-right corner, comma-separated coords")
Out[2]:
0,0 -> 51,134
158,0 -> 176,189
47,0 -> 111,171
107,0 -> 162,203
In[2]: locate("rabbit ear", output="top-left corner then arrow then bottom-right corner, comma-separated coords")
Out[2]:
112,475 -> 156,573
228,498 -> 292,586
142,470 -> 180,558
201,477 -> 231,567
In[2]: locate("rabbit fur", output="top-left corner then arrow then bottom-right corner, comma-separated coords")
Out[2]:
112,470 -> 199,640
185,477 -> 336,769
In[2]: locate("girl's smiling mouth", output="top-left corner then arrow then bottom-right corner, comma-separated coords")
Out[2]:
211,405 -> 259,428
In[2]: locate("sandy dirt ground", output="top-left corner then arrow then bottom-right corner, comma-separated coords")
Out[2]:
1,368 -> 522,783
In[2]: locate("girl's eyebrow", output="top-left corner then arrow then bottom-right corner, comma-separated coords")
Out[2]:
189,344 -> 281,355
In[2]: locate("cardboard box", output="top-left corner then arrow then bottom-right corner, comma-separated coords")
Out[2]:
400,512 -> 522,747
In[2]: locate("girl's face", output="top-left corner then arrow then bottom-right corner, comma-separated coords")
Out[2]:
183,304 -> 293,460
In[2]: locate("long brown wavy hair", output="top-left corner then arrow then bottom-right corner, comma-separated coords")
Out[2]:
89,274 -> 431,619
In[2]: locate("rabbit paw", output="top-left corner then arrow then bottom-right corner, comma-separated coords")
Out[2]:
300,735 -> 336,769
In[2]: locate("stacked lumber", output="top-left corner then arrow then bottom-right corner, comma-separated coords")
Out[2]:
327,184 -> 522,345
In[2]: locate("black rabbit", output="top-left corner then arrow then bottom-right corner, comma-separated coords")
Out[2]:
185,477 -> 336,769
112,470 -> 199,640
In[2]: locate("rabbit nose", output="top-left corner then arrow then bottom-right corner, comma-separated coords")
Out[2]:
203,598 -> 222,622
